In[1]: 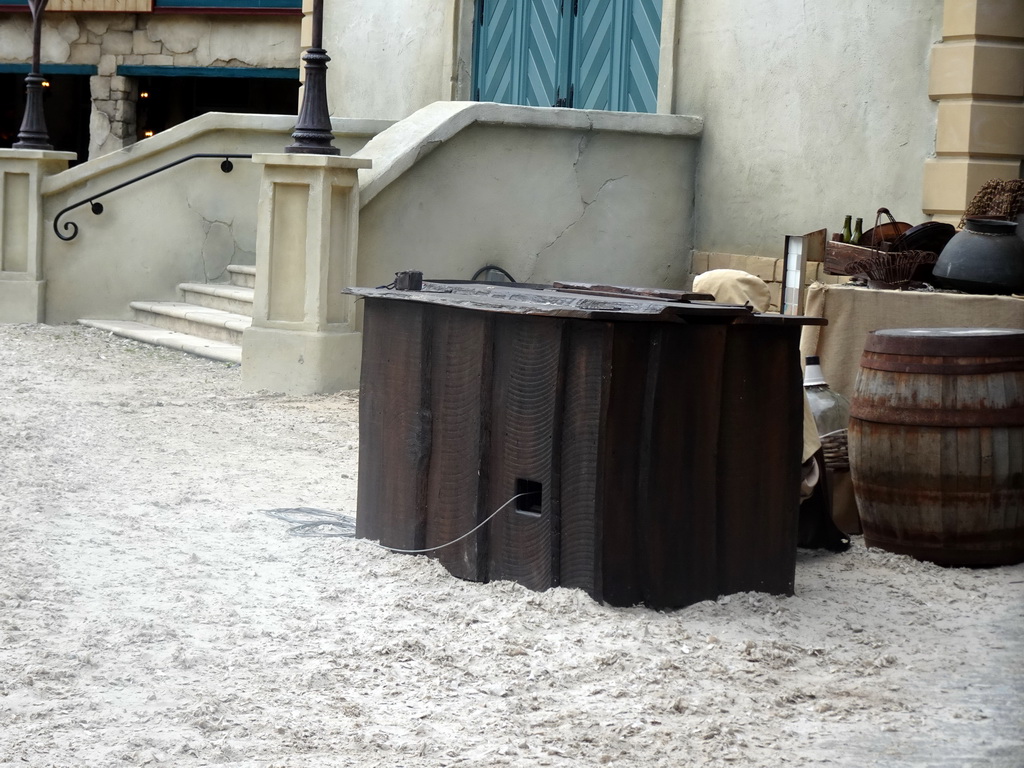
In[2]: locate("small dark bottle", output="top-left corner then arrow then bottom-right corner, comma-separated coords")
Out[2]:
851,217 -> 863,245
841,215 -> 853,244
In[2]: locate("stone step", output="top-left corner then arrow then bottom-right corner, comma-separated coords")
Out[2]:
77,319 -> 242,364
227,264 -> 256,289
130,301 -> 251,345
179,282 -> 254,316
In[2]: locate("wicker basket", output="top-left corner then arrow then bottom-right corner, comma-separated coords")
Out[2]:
844,208 -> 940,287
820,428 -> 850,472
845,250 -> 937,288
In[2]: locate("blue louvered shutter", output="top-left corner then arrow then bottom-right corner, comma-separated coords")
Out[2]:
474,0 -> 660,113
474,0 -> 519,104
474,0 -> 572,107
622,0 -> 661,112
572,0 -> 661,113
524,0 -> 573,106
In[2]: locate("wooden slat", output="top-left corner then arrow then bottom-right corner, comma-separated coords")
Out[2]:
553,281 -> 714,303
715,326 -> 801,596
487,315 -> 564,591
636,324 -> 726,609
825,239 -> 887,276
597,323 -> 651,607
558,320 -> 611,599
355,300 -> 430,551
424,307 -> 492,580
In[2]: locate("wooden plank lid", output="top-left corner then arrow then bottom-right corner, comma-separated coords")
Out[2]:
863,327 -> 1024,358
347,281 -> 827,325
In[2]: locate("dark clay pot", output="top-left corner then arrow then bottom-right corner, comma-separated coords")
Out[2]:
932,218 -> 1024,295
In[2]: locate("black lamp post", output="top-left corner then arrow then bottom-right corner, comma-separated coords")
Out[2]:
286,0 -> 339,155
14,0 -> 53,150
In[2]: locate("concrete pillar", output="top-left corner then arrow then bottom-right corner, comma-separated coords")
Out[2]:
924,0 -> 1024,225
0,148 -> 78,323
242,153 -> 372,395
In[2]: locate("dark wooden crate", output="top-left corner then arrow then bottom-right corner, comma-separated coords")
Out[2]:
354,284 -> 812,609
825,238 -> 890,275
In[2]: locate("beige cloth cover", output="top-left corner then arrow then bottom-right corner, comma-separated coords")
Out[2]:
799,282 -> 1024,533
800,283 -> 1024,402
693,269 -> 772,313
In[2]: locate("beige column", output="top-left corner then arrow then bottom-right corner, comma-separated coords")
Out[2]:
242,153 -> 372,395
924,0 -> 1024,224
0,149 -> 78,323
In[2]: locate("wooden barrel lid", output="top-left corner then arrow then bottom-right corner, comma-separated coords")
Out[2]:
855,327 -> 1024,424
864,327 -> 1024,358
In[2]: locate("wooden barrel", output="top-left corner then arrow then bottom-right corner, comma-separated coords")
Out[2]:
849,327 -> 1024,567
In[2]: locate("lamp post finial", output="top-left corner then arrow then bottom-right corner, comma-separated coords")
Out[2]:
13,0 -> 53,151
285,0 -> 339,155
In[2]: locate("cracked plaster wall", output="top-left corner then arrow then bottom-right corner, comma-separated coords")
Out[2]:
672,0 -> 943,257
356,124 -> 697,292
0,13 -> 300,158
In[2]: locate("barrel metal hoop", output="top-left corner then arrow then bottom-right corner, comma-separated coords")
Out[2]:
864,332 -> 1024,358
857,356 -> 1024,375
850,406 -> 1024,428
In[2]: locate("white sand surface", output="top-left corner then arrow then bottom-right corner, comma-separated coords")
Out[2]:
1,323 -> 1021,767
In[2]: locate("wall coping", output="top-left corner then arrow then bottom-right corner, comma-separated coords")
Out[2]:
42,112 -> 395,196
353,101 -> 704,207
0,149 -> 78,162
252,153 -> 372,170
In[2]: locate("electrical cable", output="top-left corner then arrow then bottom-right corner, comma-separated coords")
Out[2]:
379,493 -> 527,554
261,492 -> 529,554
471,264 -> 517,283
261,507 -> 357,537
376,263 -> 517,291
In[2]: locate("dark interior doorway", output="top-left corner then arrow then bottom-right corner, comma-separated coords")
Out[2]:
1,73 -> 91,165
135,75 -> 300,141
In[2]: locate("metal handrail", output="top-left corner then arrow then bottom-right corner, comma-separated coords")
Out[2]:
53,153 -> 253,241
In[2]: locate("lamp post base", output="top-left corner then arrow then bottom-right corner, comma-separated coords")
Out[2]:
285,47 -> 339,156
13,74 -> 53,151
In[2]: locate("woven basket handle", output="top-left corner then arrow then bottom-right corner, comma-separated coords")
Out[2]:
873,208 -> 907,254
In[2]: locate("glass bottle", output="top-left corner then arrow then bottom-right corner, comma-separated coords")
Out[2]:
841,215 -> 853,244
851,217 -> 863,245
803,355 -> 850,443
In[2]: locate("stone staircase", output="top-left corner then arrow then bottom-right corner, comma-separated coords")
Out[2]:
78,265 -> 255,364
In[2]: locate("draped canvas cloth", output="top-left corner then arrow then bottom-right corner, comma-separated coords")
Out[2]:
799,283 -> 1024,402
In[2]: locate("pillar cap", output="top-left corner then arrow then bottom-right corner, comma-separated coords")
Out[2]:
0,148 -> 77,162
251,153 -> 372,170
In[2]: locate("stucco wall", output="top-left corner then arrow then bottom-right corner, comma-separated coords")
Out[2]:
323,0 -> 468,120
355,110 -> 700,292
38,113 -> 387,324
321,0 -> 944,262
671,0 -> 943,257
0,13 -> 300,71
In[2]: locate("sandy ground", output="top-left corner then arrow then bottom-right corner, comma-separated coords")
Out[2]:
1,323 -> 1022,768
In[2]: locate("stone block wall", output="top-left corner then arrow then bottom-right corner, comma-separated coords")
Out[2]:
0,12 -> 300,158
691,251 -> 850,312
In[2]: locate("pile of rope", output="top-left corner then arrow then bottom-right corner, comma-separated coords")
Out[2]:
960,179 -> 1024,228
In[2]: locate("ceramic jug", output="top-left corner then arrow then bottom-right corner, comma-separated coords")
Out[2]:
932,218 -> 1024,295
